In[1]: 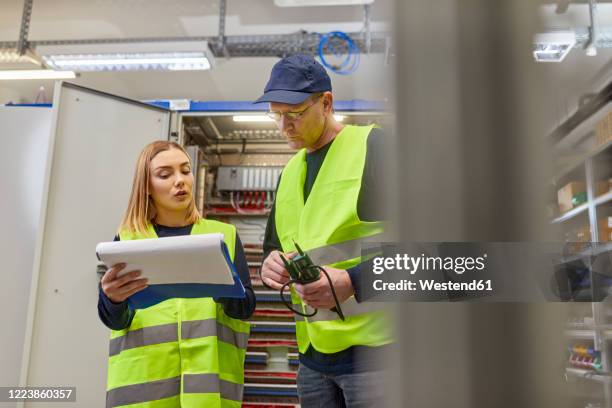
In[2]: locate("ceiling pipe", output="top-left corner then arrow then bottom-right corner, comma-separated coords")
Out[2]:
217,0 -> 230,59
362,3 -> 372,54
1,31 -> 391,58
17,0 -> 33,55
584,0 -> 599,55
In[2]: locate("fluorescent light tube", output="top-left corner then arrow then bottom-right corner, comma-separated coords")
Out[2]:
0,49 -> 40,65
37,42 -> 215,72
0,70 -> 76,80
43,53 -> 211,72
533,31 -> 576,62
585,44 -> 597,57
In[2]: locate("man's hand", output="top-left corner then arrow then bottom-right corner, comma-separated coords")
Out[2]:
260,250 -> 296,290
294,267 -> 354,309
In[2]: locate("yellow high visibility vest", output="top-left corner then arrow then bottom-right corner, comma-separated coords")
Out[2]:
106,219 -> 250,408
275,124 -> 393,354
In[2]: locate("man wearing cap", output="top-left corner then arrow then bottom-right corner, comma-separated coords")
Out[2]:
256,54 -> 393,407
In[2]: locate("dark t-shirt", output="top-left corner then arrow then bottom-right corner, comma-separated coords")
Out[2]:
262,127 -> 389,375
97,223 -> 255,330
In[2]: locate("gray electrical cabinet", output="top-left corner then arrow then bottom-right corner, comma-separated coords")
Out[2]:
217,166 -> 283,191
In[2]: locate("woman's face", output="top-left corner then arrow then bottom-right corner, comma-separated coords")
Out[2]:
149,148 -> 194,214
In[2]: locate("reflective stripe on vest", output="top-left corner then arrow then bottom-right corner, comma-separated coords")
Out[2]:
275,124 -> 393,353
106,376 -> 180,408
107,218 -> 249,407
106,373 -> 243,407
109,318 -> 249,356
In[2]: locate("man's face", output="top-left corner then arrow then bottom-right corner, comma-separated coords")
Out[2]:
269,94 -> 326,150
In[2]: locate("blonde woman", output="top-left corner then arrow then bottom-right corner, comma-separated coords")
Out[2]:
97,140 -> 255,408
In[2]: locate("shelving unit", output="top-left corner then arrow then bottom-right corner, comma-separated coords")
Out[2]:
551,87 -> 612,408
553,202 -> 591,224
173,100 -> 391,408
566,367 -> 612,384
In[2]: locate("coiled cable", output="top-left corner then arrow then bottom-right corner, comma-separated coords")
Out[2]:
318,31 -> 360,75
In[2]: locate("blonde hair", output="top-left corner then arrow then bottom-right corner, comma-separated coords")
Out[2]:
118,140 -> 201,236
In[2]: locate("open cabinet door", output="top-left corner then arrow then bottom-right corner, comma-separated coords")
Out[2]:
21,82 -> 170,407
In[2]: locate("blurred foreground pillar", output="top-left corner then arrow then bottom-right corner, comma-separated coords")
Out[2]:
391,1 -> 570,407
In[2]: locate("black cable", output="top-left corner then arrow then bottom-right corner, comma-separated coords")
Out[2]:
280,279 -> 318,318
315,266 -> 346,321
279,265 -> 345,321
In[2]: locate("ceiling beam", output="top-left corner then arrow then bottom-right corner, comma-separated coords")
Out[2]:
1,31 -> 391,58
17,0 -> 34,55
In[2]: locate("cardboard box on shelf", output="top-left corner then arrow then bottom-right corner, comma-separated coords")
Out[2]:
566,220 -> 612,244
596,111 -> 612,148
567,225 -> 591,253
558,182 -> 586,213
599,229 -> 612,242
576,225 -> 591,242
599,217 -> 612,242
596,181 -> 611,197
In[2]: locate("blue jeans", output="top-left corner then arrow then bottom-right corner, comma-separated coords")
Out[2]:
297,363 -> 388,408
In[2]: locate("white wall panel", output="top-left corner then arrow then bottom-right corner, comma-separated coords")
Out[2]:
0,107 -> 52,399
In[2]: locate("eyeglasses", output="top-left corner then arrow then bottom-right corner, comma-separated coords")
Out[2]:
266,95 -> 322,122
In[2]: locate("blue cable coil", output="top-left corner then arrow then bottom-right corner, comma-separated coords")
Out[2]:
318,31 -> 360,75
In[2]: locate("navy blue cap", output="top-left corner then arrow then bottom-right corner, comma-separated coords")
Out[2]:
254,54 -> 331,105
